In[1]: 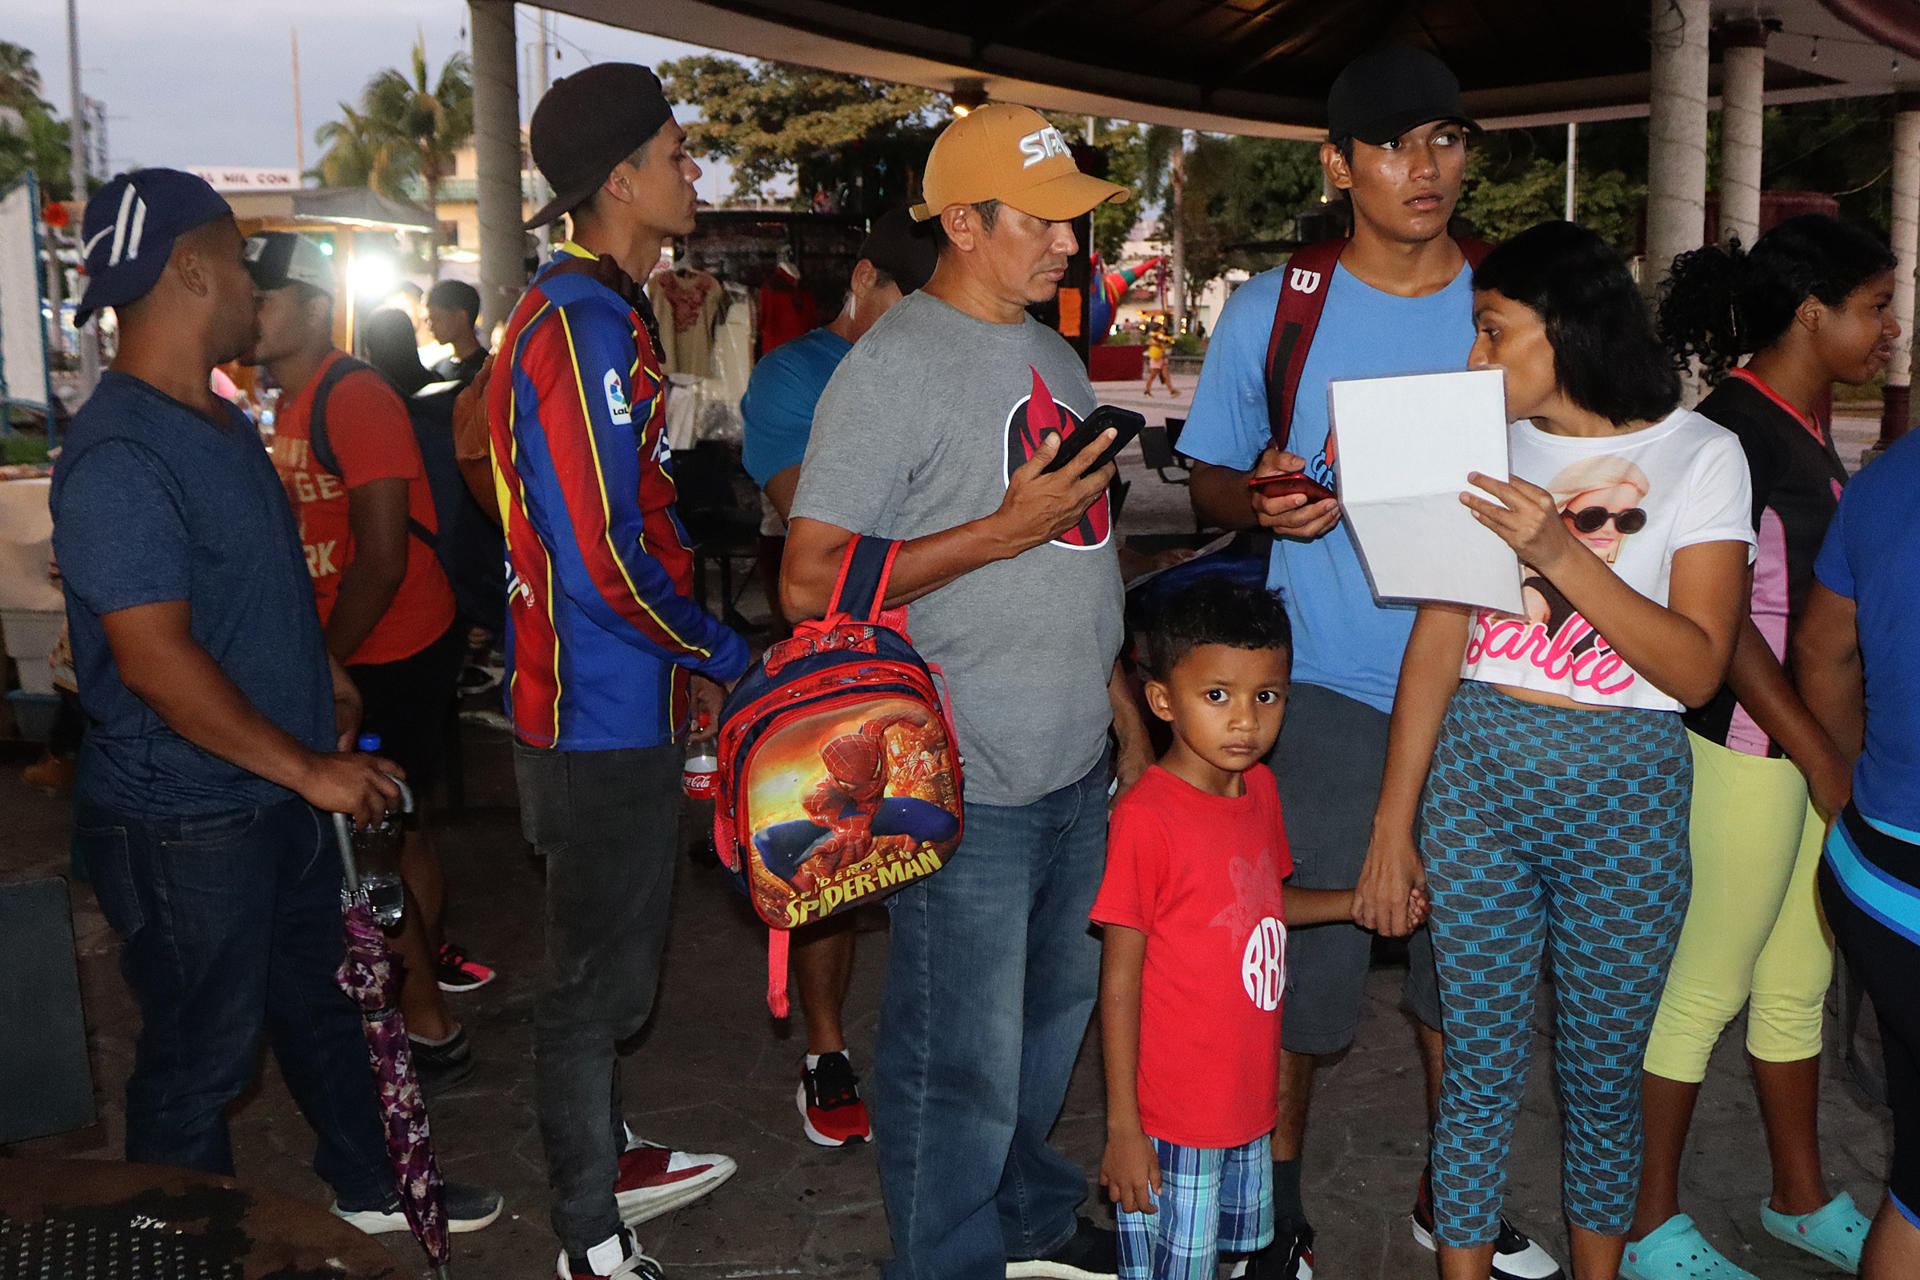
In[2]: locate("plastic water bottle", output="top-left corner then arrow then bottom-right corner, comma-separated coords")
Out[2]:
353,733 -> 407,933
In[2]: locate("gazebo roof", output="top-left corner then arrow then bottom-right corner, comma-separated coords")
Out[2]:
546,0 -> 1920,135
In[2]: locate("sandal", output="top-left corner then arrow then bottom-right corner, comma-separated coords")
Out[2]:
1620,1215 -> 1760,1280
1760,1192 -> 1869,1273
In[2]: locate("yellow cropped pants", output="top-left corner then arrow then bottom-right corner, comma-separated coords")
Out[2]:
1642,732 -> 1833,1083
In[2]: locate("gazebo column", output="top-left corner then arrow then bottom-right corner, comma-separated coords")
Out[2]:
1646,0 -> 1710,295
1719,21 -> 1767,248
470,0 -> 522,331
1881,95 -> 1920,453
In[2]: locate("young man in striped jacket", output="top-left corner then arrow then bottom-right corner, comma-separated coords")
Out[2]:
490,63 -> 749,1280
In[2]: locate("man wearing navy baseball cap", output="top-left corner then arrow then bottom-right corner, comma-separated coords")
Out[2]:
51,169 -> 502,1235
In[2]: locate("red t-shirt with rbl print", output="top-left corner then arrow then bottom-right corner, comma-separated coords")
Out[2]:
1091,763 -> 1291,1149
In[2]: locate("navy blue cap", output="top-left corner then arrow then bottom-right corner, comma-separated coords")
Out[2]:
75,169 -> 233,325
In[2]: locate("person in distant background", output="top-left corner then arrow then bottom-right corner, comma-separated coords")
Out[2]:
427,279 -> 489,387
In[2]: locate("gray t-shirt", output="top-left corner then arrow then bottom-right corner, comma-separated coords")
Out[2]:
791,290 -> 1124,806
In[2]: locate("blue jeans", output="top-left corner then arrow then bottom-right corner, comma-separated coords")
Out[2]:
73,796 -> 390,1204
874,758 -> 1110,1280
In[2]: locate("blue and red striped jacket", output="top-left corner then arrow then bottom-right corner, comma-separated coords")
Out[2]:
488,242 -> 748,750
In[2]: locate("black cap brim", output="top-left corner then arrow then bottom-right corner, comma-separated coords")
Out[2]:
524,175 -> 606,230
1350,113 -> 1481,147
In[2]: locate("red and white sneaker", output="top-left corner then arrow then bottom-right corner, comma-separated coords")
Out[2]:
797,1051 -> 871,1147
614,1137 -> 737,1226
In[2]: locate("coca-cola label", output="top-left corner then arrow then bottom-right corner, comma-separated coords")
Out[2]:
683,757 -> 719,799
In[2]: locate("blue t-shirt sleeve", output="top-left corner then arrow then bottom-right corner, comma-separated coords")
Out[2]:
1813,493 -> 1853,599
741,351 -> 819,487
53,440 -> 192,616
1176,272 -> 1284,471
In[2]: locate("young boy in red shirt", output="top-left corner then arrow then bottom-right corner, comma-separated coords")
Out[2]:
1093,577 -> 1425,1279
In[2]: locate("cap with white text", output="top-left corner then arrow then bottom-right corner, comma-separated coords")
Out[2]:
909,104 -> 1129,223
243,230 -> 335,295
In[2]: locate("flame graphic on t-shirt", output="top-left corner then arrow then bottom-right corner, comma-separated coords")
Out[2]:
1002,365 -> 1111,549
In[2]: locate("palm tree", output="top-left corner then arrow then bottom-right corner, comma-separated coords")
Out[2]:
0,42 -> 48,112
312,34 -> 473,278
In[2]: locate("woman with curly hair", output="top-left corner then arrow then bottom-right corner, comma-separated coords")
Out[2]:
1616,215 -> 1897,1280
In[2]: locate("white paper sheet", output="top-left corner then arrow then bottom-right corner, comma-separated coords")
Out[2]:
1327,368 -> 1523,615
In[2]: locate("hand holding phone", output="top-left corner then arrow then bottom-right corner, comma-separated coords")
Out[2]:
1247,470 -> 1335,504
1040,404 -> 1146,475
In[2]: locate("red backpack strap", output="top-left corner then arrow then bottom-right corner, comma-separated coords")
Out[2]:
827,535 -> 902,625
1262,238 -> 1347,453
1262,236 -> 1490,452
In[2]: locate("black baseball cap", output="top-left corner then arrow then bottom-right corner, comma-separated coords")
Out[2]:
857,209 -> 938,295
1326,45 -> 1479,146
526,62 -> 675,229
74,169 -> 233,325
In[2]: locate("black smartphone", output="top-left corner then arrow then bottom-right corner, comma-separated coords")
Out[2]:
1040,404 -> 1146,474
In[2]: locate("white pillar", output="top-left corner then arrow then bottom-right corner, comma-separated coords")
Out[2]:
1719,25 -> 1767,248
470,0 -> 522,332
1882,98 -> 1920,450
1645,0 -> 1710,296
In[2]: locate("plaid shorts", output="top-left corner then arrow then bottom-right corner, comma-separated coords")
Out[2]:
1117,1134 -> 1272,1280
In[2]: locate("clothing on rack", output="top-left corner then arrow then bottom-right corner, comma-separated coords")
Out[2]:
757,265 -> 818,356
648,267 -> 723,377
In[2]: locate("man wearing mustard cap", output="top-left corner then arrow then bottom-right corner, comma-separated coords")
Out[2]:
783,103 -> 1147,1280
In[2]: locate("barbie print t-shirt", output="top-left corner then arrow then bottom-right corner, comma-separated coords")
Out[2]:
1460,406 -> 1754,713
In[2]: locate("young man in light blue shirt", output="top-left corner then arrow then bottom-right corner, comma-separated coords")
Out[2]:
1181,46 -> 1560,1280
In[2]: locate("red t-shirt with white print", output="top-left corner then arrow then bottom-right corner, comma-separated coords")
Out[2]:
1090,763 -> 1292,1149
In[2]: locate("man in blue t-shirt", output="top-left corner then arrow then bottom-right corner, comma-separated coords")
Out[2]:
50,170 -> 501,1234
739,206 -> 936,1151
1797,429 -> 1920,1275
1181,49 -> 1557,1280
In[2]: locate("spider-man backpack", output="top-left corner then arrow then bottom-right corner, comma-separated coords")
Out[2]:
714,535 -> 964,1015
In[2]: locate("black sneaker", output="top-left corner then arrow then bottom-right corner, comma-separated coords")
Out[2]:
333,1180 -> 504,1234
1005,1216 -> 1117,1279
559,1227 -> 665,1279
1229,1220 -> 1314,1279
435,940 -> 497,992
408,1025 -> 475,1097
1411,1166 -> 1564,1280
797,1051 -> 871,1146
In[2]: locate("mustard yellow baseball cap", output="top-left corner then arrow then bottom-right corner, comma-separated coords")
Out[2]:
909,104 -> 1131,223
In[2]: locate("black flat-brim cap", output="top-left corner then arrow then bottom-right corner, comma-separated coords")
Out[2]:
526,62 -> 674,229
1326,44 -> 1480,146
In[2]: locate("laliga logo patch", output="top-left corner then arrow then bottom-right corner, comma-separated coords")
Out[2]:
603,369 -> 632,425
1288,266 -> 1322,294
1018,125 -> 1071,169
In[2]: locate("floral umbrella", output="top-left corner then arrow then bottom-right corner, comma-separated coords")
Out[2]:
333,814 -> 451,1278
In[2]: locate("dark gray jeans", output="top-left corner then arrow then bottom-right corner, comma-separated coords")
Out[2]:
516,742 -> 680,1256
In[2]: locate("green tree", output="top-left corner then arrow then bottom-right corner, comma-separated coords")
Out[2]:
313,35 -> 472,277
1089,119 -> 1146,266
0,41 -> 75,201
1162,135 -> 1322,298
658,56 -> 942,209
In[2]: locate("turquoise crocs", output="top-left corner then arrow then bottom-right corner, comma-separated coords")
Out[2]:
1620,1215 -> 1760,1280
1760,1191 -> 1870,1273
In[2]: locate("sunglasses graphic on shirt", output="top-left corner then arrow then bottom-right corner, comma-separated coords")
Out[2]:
1565,506 -> 1647,535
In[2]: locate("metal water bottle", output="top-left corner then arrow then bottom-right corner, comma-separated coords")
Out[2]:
353,733 -> 408,932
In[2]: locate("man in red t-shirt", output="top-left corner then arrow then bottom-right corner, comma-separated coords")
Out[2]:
247,231 -> 492,1093
1093,578 -> 1426,1280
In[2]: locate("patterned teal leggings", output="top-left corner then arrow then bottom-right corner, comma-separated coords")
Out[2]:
1421,680 -> 1691,1246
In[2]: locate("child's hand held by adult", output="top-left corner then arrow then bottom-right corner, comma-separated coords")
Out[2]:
1100,1129 -> 1162,1215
